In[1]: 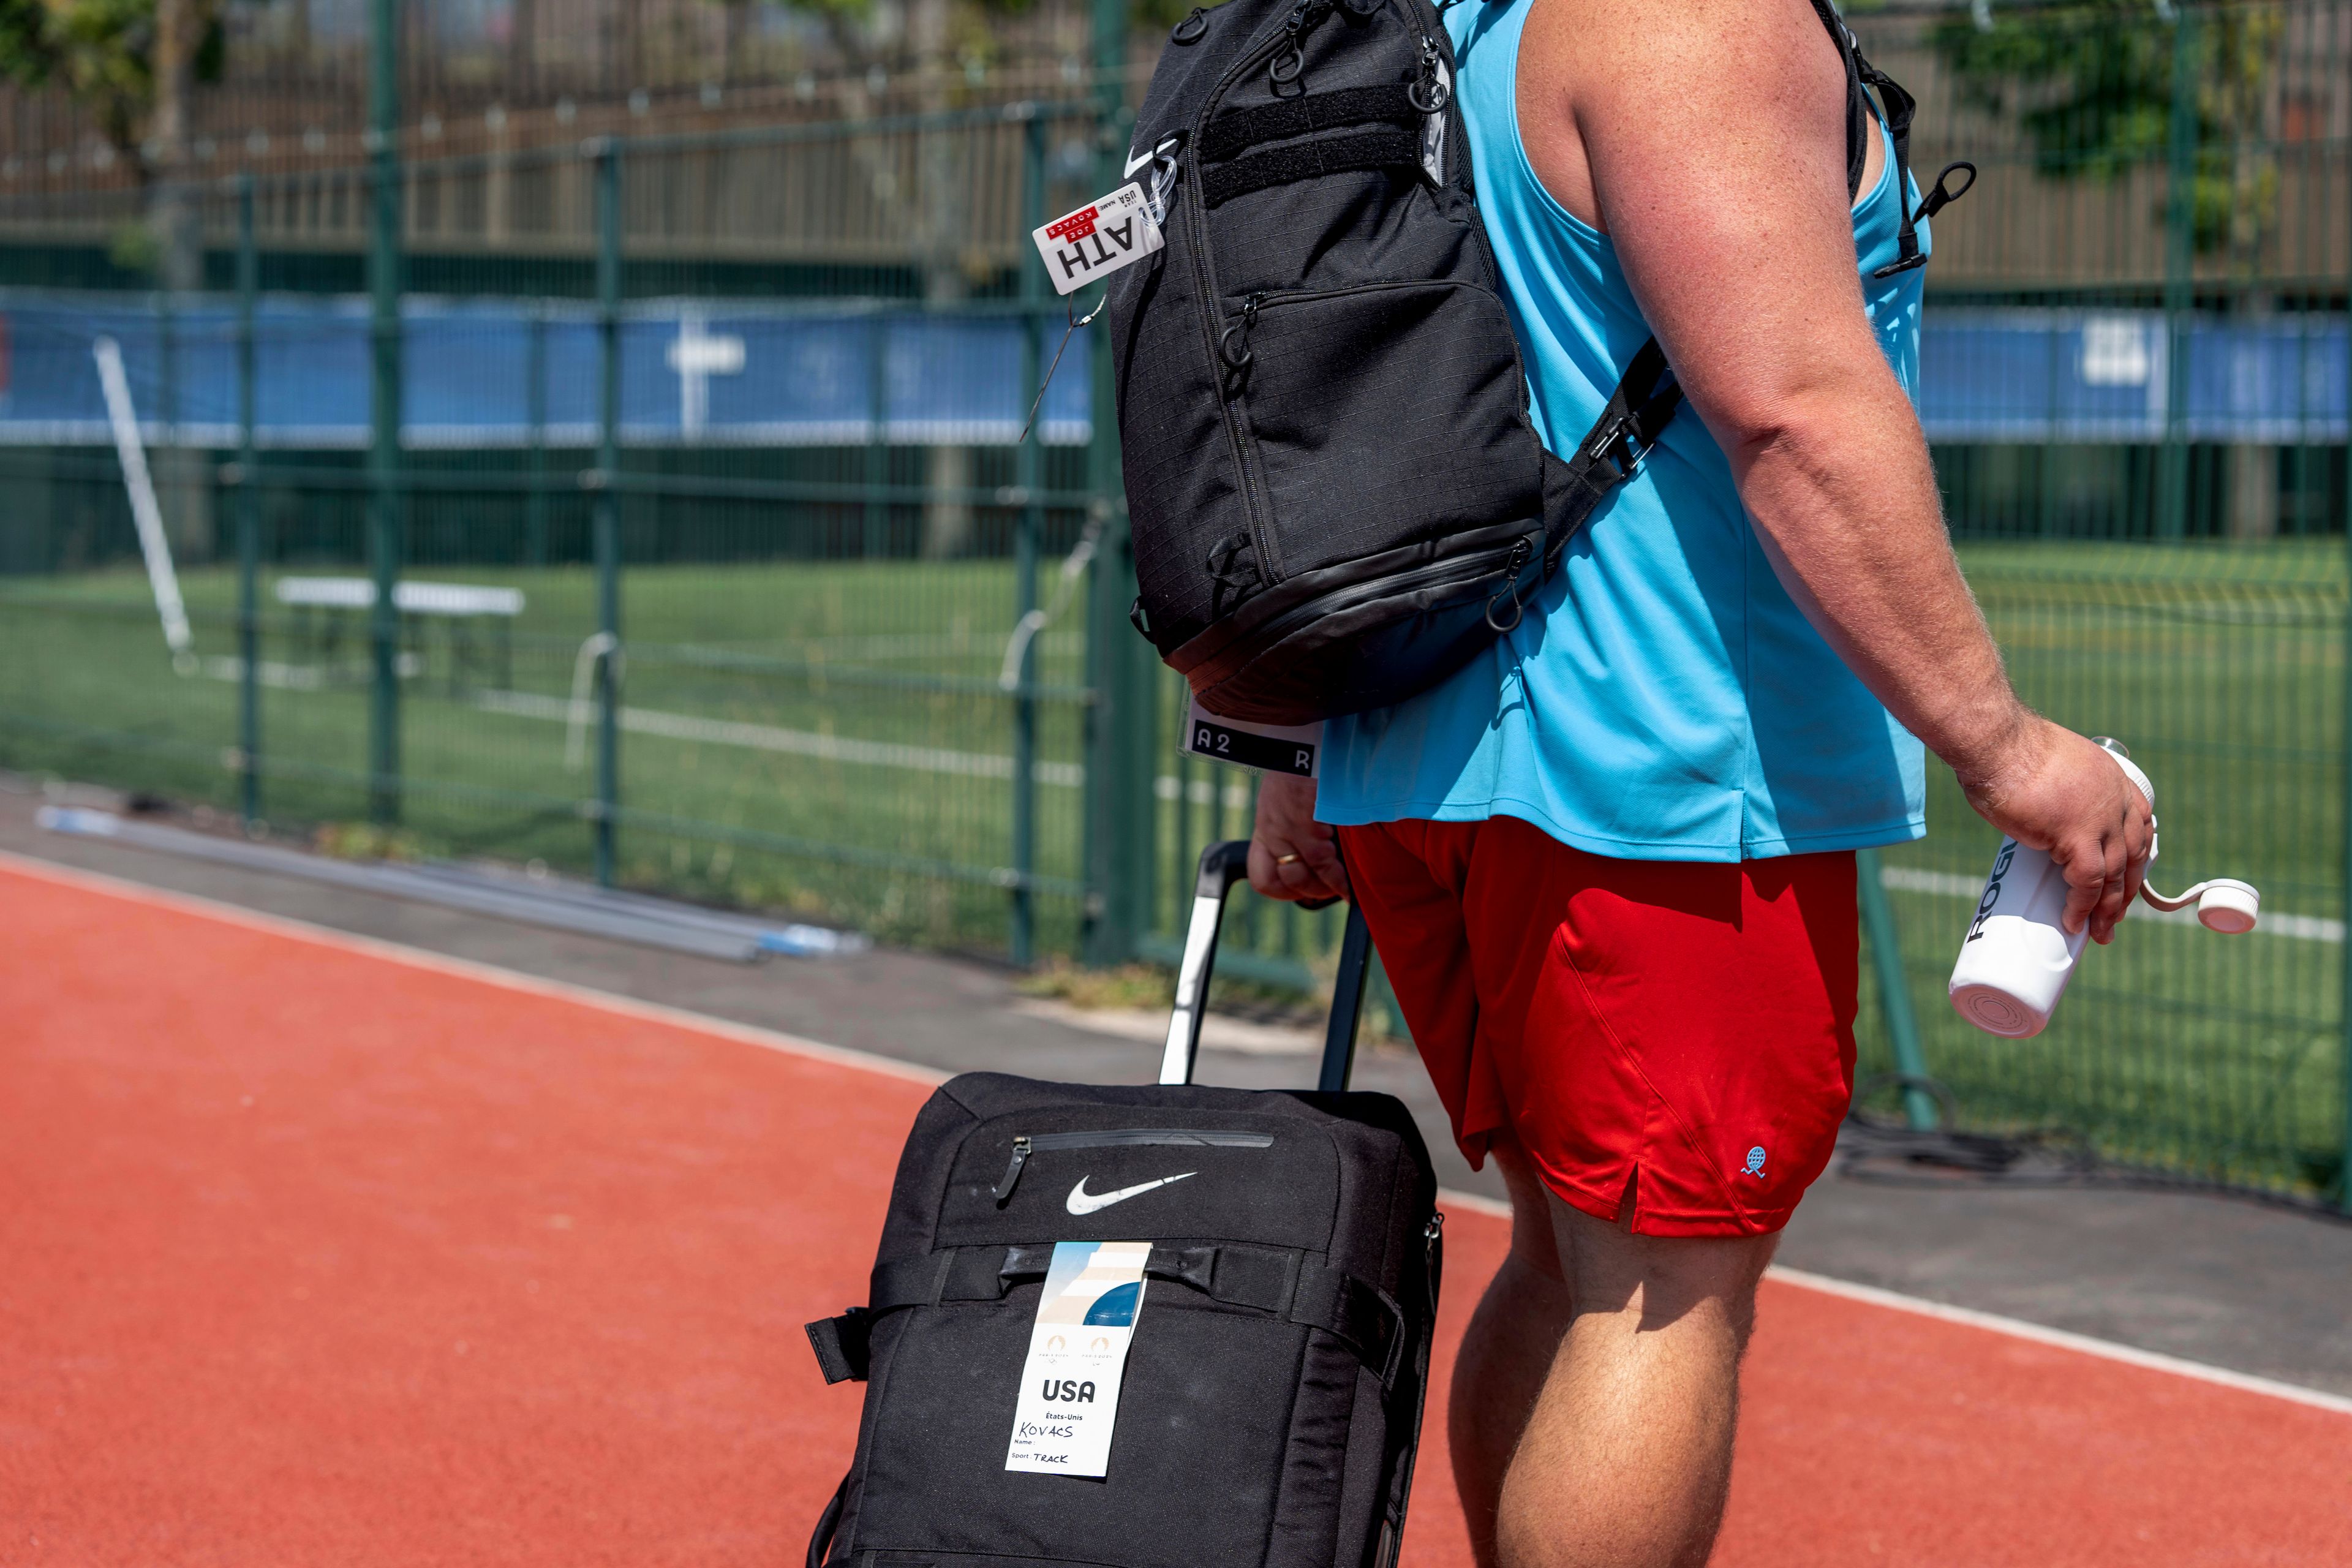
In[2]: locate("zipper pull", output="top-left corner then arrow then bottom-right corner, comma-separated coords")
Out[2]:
1270,2 -> 1321,89
1410,34 -> 1450,112
992,1135 -> 1033,1206
1218,293 -> 1266,375
1484,537 -> 1532,633
1423,1212 -> 1444,1302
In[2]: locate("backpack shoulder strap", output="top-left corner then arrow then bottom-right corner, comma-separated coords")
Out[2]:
1806,0 -> 1872,202
1812,0 -> 1978,277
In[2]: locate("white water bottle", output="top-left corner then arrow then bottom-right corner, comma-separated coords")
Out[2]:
1946,739 -> 2258,1039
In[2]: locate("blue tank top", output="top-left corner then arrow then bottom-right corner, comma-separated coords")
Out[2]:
1316,0 -> 1929,861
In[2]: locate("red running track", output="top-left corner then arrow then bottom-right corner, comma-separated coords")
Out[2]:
3,856 -> 2348,1566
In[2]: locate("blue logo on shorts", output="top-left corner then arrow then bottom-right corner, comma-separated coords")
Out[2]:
1743,1146 -> 1766,1177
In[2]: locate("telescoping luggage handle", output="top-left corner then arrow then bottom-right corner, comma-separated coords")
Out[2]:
1159,840 -> 1372,1092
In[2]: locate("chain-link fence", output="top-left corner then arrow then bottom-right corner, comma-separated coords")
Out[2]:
0,102 -> 1127,968
1834,1 -> 2351,1200
0,1 -> 2346,1204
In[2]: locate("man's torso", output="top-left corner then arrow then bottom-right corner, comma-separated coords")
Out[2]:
1314,0 -> 1930,862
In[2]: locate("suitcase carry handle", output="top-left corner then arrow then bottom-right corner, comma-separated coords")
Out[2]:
1159,840 -> 1371,1091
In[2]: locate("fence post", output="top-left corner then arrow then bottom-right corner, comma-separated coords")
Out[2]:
156,288 -> 178,510
366,0 -> 404,824
865,314 -> 889,558
525,301 -> 549,568
235,173 -> 261,827
2158,4 -> 2196,541
2340,213 -> 2352,1216
1856,846 -> 1938,1130
1080,0 -> 1153,966
592,140 -> 624,889
1011,110 -> 1046,965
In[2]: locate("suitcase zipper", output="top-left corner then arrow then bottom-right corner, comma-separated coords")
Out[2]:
992,1126 -> 1276,1205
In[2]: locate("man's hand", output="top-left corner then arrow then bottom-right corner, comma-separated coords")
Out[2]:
1248,775 -> 1349,904
1959,717 -> 2154,944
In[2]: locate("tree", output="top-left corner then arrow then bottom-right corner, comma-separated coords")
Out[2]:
1930,0 -> 2280,257
1,0 -> 227,558
0,0 -> 227,287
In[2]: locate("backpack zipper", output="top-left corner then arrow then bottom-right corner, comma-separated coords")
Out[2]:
991,1126 -> 1276,1205
1218,292 -> 1266,373
1409,31 -> 1449,113
1226,276 -> 1543,517
1183,168 -> 1283,587
1183,0 -> 1436,595
1194,530 -> 1541,695
1268,0 -> 1333,89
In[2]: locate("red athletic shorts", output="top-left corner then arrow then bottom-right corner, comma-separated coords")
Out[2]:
1338,815 -> 1859,1237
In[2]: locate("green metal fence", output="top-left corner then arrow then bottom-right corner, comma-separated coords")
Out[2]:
0,0 -> 2348,1206
1837,0 -> 2352,1202
0,101 -> 1131,968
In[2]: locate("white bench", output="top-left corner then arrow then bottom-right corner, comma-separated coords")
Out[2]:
275,576 -> 526,691
275,578 -> 526,617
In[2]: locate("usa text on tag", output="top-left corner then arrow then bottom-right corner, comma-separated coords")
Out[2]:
1005,1240 -> 1151,1477
1032,184 -> 1164,296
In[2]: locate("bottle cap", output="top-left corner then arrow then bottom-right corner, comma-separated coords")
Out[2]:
2194,879 -> 2260,935
2093,737 -> 2154,810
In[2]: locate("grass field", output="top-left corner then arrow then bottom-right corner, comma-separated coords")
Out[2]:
2,540 -> 2345,1194
0,558 -> 1105,952
1862,543 -> 2347,1194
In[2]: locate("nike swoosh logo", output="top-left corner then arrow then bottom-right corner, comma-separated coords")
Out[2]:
1066,1172 -> 1194,1215
1124,148 -> 1156,178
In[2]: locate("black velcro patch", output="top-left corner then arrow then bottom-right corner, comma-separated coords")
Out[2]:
1202,124 -> 1422,209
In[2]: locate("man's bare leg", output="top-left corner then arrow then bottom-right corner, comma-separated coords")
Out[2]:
1446,1139 -> 1575,1566
1448,1136 -> 1779,1568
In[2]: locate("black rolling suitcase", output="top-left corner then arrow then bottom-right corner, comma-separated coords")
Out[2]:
804,842 -> 1442,1568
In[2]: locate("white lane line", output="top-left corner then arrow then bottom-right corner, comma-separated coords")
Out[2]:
16,846 -> 2348,1421
1434,1189 -> 2352,1417
1768,1265 -> 2352,1418
0,848 -> 948,1088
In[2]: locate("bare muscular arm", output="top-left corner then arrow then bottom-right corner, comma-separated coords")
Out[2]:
1506,0 -> 2150,938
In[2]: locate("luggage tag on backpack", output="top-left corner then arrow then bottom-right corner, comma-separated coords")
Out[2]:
1005,1240 -> 1151,1477
1031,184 -> 1163,296
1183,695 -> 1322,779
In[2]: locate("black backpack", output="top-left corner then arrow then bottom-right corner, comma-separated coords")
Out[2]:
1108,0 -> 1958,725
804,846 -> 1442,1568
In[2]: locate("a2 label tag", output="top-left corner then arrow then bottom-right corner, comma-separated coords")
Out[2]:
1183,694 -> 1322,779
1031,184 -> 1164,296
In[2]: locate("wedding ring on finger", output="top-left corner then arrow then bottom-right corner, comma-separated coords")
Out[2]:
1274,852 -> 1303,866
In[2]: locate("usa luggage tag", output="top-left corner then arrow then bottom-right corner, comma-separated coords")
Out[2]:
1006,1240 -> 1151,1477
1183,694 -> 1322,780
1032,184 -> 1164,296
